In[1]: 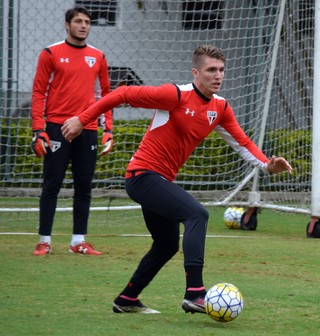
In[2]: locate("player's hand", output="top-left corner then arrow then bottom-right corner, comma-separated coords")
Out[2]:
31,131 -> 51,157
100,130 -> 113,155
61,117 -> 83,142
267,156 -> 293,175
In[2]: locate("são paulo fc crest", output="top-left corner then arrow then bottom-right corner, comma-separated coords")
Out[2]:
207,111 -> 217,125
50,141 -> 61,152
85,56 -> 96,68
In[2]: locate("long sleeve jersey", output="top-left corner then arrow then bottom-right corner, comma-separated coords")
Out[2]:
31,39 -> 112,131
78,82 -> 270,181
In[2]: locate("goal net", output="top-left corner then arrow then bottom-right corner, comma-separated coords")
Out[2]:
0,0 -> 314,230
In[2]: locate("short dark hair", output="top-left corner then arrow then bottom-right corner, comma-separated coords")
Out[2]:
65,6 -> 91,24
192,45 -> 225,69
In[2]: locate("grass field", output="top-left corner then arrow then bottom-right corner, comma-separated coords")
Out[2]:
1,204 -> 319,336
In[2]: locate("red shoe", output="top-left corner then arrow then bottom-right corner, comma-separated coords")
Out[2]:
33,242 -> 52,255
69,242 -> 102,255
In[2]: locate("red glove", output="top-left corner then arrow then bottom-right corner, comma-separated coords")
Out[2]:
31,131 -> 51,157
100,130 -> 113,155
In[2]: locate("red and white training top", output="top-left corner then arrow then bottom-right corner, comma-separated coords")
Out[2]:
31,40 -> 112,131
78,83 -> 269,181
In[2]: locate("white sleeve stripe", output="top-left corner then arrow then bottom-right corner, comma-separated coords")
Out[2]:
215,125 -> 269,173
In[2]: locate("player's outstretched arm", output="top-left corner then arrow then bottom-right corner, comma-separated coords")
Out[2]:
266,155 -> 292,175
61,117 -> 83,142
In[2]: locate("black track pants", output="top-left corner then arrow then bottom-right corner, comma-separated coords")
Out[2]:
125,171 -> 209,288
38,122 -> 97,235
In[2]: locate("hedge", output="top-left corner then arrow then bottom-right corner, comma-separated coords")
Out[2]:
0,117 -> 312,188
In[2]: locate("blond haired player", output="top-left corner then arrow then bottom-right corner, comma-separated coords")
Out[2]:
62,45 -> 292,313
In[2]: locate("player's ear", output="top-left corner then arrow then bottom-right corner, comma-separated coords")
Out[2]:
192,68 -> 198,78
65,22 -> 70,33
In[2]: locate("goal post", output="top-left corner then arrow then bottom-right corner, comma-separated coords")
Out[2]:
0,0 -> 315,229
312,0 -> 320,218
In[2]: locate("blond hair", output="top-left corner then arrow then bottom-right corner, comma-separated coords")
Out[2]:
192,45 -> 225,69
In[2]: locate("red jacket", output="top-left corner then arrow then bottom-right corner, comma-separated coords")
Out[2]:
78,83 -> 269,181
31,40 -> 112,131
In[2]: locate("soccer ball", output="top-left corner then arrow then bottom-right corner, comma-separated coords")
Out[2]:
204,283 -> 244,322
223,207 -> 245,229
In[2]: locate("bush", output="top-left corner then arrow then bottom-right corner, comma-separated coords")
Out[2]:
0,117 -> 312,189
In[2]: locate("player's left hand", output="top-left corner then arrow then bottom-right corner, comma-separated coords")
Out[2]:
100,130 -> 113,155
267,156 -> 293,175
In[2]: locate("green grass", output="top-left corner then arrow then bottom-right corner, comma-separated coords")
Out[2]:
0,205 -> 318,336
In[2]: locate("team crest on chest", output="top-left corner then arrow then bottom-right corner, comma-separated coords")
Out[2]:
207,111 -> 217,125
85,56 -> 96,68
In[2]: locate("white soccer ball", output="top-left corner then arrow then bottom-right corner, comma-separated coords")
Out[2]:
223,207 -> 245,229
204,283 -> 244,322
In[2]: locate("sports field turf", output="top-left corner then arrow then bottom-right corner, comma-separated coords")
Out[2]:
1,205 -> 319,336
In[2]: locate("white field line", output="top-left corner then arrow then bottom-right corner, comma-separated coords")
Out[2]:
0,232 -> 259,238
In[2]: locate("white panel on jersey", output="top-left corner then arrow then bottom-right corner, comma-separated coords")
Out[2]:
150,110 -> 169,131
177,83 -> 193,91
215,125 -> 268,173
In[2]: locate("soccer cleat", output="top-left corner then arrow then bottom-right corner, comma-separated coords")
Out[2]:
113,300 -> 161,314
69,242 -> 102,255
182,296 -> 206,314
32,242 -> 52,255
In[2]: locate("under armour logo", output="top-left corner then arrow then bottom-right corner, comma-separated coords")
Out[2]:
78,246 -> 88,253
185,108 -> 195,117
60,58 -> 69,63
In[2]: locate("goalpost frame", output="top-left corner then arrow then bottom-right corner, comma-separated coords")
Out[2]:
246,0 -> 319,221
206,0 -> 303,214
0,1 -> 315,220
311,0 -> 320,218
208,0 -> 315,218
249,0 -> 286,204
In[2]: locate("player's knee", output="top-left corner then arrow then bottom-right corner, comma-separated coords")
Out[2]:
187,205 -> 209,232
195,205 -> 209,222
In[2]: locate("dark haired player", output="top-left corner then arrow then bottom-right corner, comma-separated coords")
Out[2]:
31,6 -> 113,255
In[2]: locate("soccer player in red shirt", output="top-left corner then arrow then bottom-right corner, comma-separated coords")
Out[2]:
31,6 -> 113,256
62,45 -> 292,313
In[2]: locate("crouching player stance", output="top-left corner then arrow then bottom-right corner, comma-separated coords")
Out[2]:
62,45 -> 292,313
